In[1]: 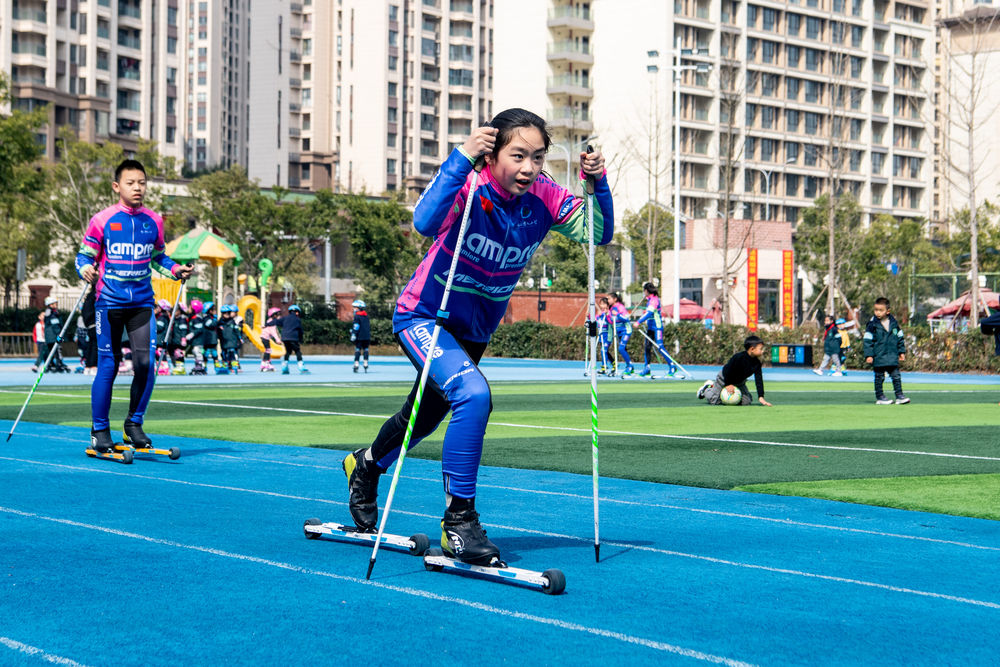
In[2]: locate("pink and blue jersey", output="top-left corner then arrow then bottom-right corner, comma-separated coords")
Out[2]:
637,294 -> 664,330
396,147 -> 614,342
609,302 -> 631,333
75,203 -> 179,308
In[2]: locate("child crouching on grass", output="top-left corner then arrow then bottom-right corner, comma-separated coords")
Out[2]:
697,335 -> 773,406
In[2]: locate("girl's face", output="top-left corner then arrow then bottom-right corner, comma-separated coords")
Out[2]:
486,126 -> 546,196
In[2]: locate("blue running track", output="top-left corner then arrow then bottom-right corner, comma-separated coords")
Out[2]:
2,416 -> 999,665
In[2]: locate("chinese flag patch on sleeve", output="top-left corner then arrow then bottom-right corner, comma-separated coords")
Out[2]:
110,222 -> 122,230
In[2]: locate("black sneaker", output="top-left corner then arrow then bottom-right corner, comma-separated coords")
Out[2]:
122,420 -> 152,448
441,497 -> 501,565
343,449 -> 382,531
90,428 -> 114,453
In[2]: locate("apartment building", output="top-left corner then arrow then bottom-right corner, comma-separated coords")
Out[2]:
934,1 -> 1000,232
1,0 -> 184,162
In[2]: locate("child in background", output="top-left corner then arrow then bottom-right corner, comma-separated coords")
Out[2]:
836,317 -> 850,374
635,282 -> 677,377
607,292 -> 634,375
279,304 -> 309,374
351,299 -> 370,373
260,307 -> 282,372
217,305 -> 243,374
813,315 -> 843,377
187,299 -> 207,375
75,315 -> 88,372
31,312 -> 46,373
168,302 -> 190,375
697,335 -> 773,406
596,297 -> 613,375
863,297 -> 909,405
202,302 -> 221,373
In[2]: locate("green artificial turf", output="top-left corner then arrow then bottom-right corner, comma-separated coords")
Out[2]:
2,380 -> 999,520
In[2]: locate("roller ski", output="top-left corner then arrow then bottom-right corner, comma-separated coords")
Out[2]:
303,518 -> 430,556
422,497 -> 565,595
117,421 -> 181,460
85,428 -> 133,464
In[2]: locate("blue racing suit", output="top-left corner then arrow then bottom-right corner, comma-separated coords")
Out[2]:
636,294 -> 676,373
609,302 -> 633,371
370,147 -> 614,497
76,202 -> 182,430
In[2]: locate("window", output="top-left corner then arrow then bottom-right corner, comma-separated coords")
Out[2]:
388,55 -> 398,70
388,82 -> 398,97
758,279 -> 780,324
387,132 -> 397,147
762,8 -> 777,30
805,112 -> 820,135
785,173 -> 799,196
785,109 -> 800,132
804,144 -> 819,166
786,45 -> 800,68
745,104 -> 757,127
805,49 -> 821,71
762,41 -> 776,64
787,13 -> 800,36
851,26 -> 864,47
680,278 -> 703,306
761,138 -> 776,161
167,37 -> 177,53
387,107 -> 397,122
761,106 -> 775,129
805,80 -> 821,103
786,77 -> 800,100
448,68 -> 473,87
389,30 -> 398,47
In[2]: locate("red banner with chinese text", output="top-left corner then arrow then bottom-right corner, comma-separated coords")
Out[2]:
782,250 -> 794,328
747,248 -> 758,331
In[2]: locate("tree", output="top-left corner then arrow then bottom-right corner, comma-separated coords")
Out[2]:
715,57 -> 747,322
937,8 -> 1000,326
794,193 -> 864,319
180,166 -> 325,296
0,72 -> 49,305
614,202 -> 672,283
532,232 -> 612,294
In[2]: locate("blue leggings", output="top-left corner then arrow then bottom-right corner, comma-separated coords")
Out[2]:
368,320 -> 491,499
92,307 -> 156,430
616,329 -> 632,367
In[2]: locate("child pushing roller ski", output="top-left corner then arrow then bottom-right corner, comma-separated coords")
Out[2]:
75,159 -> 191,462
305,109 -> 613,593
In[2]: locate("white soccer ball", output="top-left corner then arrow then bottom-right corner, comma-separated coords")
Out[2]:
719,386 -> 742,405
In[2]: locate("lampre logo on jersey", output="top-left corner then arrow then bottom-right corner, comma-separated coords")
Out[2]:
462,233 -> 540,270
106,242 -> 155,258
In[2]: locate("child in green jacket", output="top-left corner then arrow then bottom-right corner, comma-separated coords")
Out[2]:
863,297 -> 909,405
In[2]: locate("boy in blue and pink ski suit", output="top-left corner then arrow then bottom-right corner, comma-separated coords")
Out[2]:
75,159 -> 191,451
340,109 -> 614,564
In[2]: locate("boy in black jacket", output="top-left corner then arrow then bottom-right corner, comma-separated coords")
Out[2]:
351,299 -> 370,373
863,297 -> 909,405
697,335 -> 773,406
279,304 -> 309,374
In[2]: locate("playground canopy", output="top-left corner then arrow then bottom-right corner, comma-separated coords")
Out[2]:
662,298 -> 710,321
164,230 -> 243,309
926,289 -> 999,320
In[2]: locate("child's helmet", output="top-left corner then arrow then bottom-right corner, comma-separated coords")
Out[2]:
352,299 -> 366,309
835,317 -> 846,325
190,299 -> 203,314
204,301 -> 214,312
224,304 -> 238,313
157,299 -> 171,310
44,296 -> 58,307
267,307 -> 281,317
288,304 -> 301,312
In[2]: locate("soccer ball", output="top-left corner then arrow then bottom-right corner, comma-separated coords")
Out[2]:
719,386 -> 742,405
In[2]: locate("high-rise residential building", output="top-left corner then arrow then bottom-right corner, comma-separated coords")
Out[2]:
184,0 -> 249,173
934,2 -> 1000,233
1,0 -> 184,163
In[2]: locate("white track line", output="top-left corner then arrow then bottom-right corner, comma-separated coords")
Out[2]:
0,636 -> 92,667
2,456 -> 998,610
199,454 -> 1000,554
0,506 -> 751,667
4,388 -> 999,462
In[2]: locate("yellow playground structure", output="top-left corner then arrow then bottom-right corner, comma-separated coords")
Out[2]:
237,294 -> 285,357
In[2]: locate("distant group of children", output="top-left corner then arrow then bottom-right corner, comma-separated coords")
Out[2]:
593,282 -> 680,378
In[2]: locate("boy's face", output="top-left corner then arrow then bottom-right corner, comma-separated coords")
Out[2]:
873,303 -> 889,319
112,168 -> 147,208
825,316 -> 834,326
747,343 -> 767,358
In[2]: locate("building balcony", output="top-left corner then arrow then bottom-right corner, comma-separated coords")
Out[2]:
290,51 -> 301,63
546,6 -> 593,31
546,41 -> 594,66
546,75 -> 593,98
289,127 -> 301,137
11,47 -> 48,69
290,2 -> 303,12
548,106 -> 592,132
290,27 -> 302,38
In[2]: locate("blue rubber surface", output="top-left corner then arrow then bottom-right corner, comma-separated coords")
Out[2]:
2,419 -> 999,665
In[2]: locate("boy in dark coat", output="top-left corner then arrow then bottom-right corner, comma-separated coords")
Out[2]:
697,335 -> 773,406
863,297 -> 909,405
351,299 -> 370,373
279,304 -> 309,374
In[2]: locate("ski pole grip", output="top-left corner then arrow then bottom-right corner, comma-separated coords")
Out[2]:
583,144 -> 596,195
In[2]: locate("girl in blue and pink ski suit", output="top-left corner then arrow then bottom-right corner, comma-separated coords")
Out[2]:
636,282 -> 677,376
340,109 -> 613,562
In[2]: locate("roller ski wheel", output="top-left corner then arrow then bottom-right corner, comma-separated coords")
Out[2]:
302,519 -> 429,556
115,443 -> 181,460
422,548 -> 566,595
86,443 -> 133,465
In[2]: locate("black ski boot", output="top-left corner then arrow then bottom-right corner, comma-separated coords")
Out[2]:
90,428 -> 114,453
441,496 -> 501,565
343,448 -> 382,532
122,420 -> 152,449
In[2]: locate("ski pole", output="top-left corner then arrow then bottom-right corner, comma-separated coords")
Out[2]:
158,275 -> 190,369
8,285 -> 92,441
367,155 -> 486,580
632,326 -> 692,378
584,145 -> 600,563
